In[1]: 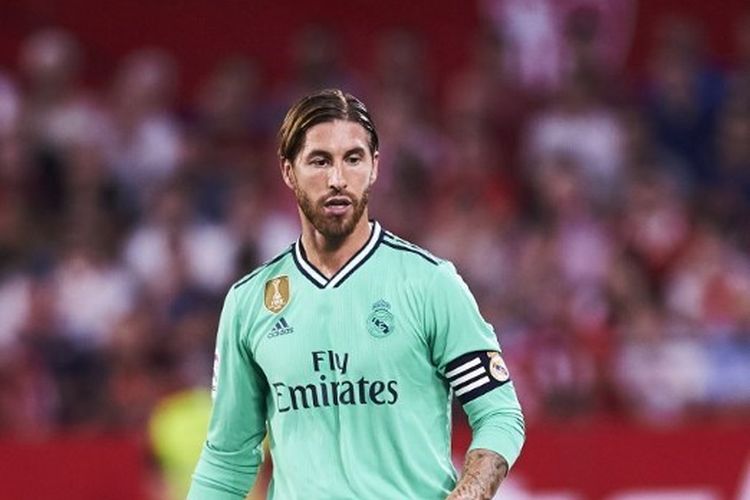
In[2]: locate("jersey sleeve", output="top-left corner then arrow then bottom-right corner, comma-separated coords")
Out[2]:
188,287 -> 268,500
424,262 -> 525,468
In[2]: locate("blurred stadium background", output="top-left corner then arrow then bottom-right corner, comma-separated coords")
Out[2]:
0,0 -> 749,498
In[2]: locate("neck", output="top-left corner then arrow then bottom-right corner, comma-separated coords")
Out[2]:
300,213 -> 372,278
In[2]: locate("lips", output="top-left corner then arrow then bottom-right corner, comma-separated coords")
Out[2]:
323,196 -> 352,215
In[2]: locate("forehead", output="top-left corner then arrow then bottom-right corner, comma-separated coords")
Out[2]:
300,119 -> 371,155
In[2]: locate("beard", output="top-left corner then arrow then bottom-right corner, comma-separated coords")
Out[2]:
293,184 -> 370,240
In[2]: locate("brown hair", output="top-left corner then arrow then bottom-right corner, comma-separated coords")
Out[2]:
278,89 -> 379,162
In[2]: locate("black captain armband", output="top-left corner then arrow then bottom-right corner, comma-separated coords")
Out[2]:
445,351 -> 511,404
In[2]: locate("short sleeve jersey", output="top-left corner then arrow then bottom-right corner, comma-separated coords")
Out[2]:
189,221 -> 523,500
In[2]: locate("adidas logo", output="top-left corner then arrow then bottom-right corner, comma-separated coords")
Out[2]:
268,317 -> 294,338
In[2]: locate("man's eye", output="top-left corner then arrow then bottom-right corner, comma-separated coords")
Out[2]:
311,158 -> 329,167
346,156 -> 362,165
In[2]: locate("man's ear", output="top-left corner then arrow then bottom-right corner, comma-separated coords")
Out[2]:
369,151 -> 379,186
280,158 -> 295,190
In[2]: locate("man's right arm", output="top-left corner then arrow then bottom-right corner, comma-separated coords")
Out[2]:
188,287 -> 269,500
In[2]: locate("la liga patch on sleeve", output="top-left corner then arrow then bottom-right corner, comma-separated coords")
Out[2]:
445,351 -> 511,404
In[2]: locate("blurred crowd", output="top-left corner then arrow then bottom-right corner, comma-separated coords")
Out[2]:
1,8 -> 750,442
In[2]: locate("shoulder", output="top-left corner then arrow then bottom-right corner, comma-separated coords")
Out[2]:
380,230 -> 443,267
230,245 -> 295,295
378,229 -> 467,287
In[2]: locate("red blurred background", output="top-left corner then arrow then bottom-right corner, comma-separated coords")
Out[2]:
0,0 -> 747,92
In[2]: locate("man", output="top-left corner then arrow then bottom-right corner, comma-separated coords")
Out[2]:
188,89 -> 524,499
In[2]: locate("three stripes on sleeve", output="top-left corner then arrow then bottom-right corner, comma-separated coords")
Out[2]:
445,351 -> 511,404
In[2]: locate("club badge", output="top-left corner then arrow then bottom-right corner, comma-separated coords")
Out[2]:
487,352 -> 510,382
367,299 -> 395,338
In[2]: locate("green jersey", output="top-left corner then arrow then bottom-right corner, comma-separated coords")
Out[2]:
189,221 -> 524,500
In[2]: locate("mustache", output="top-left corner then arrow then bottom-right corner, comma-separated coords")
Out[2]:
317,189 -> 359,204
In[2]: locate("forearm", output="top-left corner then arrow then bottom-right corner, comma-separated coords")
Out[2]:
446,448 -> 508,500
187,443 -> 262,500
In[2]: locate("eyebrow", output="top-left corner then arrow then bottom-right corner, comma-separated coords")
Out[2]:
304,149 -> 333,160
345,147 -> 366,156
304,147 -> 367,160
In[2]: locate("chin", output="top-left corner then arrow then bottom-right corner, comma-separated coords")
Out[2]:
314,216 -> 357,239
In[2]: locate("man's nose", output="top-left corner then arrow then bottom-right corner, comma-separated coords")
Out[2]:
328,162 -> 347,190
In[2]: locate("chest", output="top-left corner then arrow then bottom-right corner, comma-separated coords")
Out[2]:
250,282 -> 426,385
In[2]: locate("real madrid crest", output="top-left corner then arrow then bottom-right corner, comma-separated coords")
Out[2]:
367,299 -> 395,338
487,351 -> 510,383
264,275 -> 290,313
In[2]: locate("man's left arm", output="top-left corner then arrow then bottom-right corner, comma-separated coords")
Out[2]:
445,351 -> 525,498
424,263 -> 525,498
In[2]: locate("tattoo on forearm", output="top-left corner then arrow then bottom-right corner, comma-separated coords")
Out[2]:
446,449 -> 509,500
